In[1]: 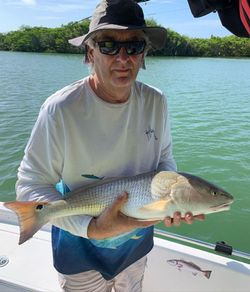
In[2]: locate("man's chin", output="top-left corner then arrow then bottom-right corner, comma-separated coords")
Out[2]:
113,76 -> 134,87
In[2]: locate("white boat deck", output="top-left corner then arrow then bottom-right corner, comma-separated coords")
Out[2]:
1,203 -> 250,292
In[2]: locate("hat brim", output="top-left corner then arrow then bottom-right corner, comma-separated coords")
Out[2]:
68,24 -> 167,50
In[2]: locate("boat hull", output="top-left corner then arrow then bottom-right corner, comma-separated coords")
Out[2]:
0,202 -> 249,292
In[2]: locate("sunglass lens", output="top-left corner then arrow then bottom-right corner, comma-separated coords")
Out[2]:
126,41 -> 145,55
98,41 -> 118,55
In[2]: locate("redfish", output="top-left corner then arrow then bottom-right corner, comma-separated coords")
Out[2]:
4,171 -> 234,244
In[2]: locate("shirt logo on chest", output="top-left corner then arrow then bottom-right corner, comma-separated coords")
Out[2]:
145,126 -> 158,141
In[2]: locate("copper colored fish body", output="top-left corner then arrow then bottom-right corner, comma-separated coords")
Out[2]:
4,171 -> 234,244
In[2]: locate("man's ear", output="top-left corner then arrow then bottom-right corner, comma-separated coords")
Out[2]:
87,46 -> 94,63
84,45 -> 94,64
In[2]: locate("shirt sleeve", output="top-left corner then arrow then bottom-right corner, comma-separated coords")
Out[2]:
16,105 -> 92,238
157,95 -> 177,172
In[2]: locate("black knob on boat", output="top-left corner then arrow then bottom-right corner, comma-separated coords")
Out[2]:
215,241 -> 233,255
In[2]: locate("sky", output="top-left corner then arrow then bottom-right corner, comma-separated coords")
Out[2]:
0,0 -> 232,38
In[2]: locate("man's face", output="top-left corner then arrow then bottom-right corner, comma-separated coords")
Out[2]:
88,30 -> 145,93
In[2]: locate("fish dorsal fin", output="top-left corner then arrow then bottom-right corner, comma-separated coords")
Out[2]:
138,199 -> 172,213
63,176 -> 124,199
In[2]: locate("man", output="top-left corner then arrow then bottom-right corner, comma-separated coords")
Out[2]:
16,0 -> 204,291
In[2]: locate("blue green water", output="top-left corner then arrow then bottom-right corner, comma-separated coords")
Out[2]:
0,51 -> 249,253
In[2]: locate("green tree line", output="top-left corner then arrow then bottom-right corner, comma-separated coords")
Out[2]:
0,19 -> 249,57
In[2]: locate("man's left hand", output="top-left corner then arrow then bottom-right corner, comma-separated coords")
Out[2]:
164,212 -> 205,227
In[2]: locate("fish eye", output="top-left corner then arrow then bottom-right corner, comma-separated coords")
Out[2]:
212,191 -> 217,196
36,204 -> 44,210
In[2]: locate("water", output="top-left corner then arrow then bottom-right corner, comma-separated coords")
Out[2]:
0,51 -> 249,253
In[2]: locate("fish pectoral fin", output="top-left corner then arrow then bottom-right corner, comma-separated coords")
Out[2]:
139,199 -> 171,212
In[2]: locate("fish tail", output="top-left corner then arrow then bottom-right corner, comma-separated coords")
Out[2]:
4,201 -> 49,245
203,270 -> 212,279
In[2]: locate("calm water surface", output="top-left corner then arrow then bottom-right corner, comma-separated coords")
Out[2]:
0,51 -> 249,253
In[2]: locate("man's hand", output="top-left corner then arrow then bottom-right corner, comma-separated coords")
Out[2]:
87,192 -> 160,240
164,212 -> 205,227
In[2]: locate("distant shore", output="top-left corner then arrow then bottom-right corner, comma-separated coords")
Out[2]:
0,19 -> 249,57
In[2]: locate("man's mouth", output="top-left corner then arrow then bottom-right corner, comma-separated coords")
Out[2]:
114,69 -> 130,72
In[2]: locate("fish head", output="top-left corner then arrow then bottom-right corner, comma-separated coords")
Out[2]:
177,172 -> 234,214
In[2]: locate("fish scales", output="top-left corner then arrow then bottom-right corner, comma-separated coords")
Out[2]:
63,172 -> 155,217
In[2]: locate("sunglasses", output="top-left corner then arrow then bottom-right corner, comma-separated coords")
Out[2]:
96,40 -> 146,56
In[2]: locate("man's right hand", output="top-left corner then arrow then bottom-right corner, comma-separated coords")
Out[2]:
87,192 -> 160,240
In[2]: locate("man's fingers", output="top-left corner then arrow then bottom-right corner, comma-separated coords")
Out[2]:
184,212 -> 194,224
163,213 -> 205,227
109,192 -> 128,213
164,216 -> 172,227
173,211 -> 181,226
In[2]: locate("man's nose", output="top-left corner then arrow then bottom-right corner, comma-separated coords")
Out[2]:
116,47 -> 129,62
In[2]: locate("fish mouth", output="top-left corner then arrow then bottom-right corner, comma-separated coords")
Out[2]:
210,202 -> 232,211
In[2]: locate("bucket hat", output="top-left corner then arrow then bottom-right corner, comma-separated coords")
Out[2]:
69,0 -> 167,49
